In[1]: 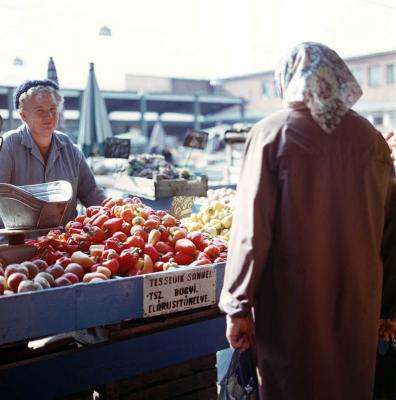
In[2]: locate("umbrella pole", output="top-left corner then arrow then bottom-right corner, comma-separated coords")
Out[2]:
184,147 -> 193,167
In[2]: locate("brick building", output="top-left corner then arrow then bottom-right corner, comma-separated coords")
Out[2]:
219,49 -> 396,132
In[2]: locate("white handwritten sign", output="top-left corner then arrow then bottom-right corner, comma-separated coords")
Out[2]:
143,266 -> 217,317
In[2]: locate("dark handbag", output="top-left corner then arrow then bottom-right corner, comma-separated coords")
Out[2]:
219,349 -> 259,400
374,340 -> 396,400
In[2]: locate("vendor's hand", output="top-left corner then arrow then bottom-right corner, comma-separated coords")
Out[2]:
379,319 -> 396,342
225,314 -> 256,352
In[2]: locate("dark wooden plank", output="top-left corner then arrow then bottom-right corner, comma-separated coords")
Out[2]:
0,243 -> 37,265
0,316 -> 228,399
172,386 -> 218,400
56,389 -> 94,400
116,354 -> 216,394
119,369 -> 216,400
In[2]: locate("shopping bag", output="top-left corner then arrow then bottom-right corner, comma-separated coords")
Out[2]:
218,349 -> 258,400
374,340 -> 396,399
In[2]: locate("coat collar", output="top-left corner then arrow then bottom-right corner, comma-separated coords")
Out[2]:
19,124 -> 66,167
19,125 -> 66,150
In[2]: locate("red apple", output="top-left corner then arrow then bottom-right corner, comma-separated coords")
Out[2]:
32,259 -> 48,272
64,263 -> 85,280
20,261 -> 39,279
34,276 -> 51,289
5,264 -> 29,279
7,272 -> 28,292
46,264 -> 64,279
18,280 -> 42,293
35,272 -> 55,287
0,276 -> 5,294
57,256 -> 71,268
62,272 -> 79,284
5,265 -> 19,280
54,276 -> 72,287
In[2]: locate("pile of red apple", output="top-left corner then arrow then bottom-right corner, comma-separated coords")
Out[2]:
0,196 -> 227,295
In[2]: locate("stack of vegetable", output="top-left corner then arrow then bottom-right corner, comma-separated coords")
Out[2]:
0,197 -> 228,295
125,154 -> 194,180
181,200 -> 233,241
197,187 -> 236,207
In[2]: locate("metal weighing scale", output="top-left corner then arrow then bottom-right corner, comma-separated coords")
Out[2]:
0,180 -> 72,245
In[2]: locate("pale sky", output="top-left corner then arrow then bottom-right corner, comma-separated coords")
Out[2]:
0,0 -> 395,91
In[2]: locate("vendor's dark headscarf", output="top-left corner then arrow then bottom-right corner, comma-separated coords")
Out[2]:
274,42 -> 362,134
13,79 -> 59,110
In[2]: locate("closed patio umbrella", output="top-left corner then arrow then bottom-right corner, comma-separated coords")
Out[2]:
47,56 -> 66,132
78,62 -> 112,156
148,120 -> 167,153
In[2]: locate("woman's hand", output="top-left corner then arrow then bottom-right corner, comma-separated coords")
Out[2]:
379,319 -> 396,342
226,314 -> 256,352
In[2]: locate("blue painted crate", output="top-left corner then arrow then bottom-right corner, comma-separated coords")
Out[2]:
0,263 -> 225,346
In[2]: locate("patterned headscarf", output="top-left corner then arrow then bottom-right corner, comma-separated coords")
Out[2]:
274,42 -> 362,134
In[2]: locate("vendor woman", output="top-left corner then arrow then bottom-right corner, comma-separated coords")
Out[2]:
0,79 -> 106,223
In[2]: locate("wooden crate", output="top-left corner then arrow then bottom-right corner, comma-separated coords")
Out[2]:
113,174 -> 208,200
97,354 -> 218,400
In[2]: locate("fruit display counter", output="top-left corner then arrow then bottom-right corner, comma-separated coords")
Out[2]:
0,254 -> 227,399
0,190 -> 238,398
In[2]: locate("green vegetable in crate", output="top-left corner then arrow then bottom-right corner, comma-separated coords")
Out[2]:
179,168 -> 193,180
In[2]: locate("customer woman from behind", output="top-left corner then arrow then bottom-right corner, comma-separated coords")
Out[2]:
220,42 -> 396,400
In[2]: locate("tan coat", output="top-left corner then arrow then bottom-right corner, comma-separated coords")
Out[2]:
220,106 -> 396,400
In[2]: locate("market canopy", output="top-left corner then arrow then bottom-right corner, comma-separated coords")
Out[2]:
47,56 -> 66,132
148,120 -> 167,153
77,63 -> 112,156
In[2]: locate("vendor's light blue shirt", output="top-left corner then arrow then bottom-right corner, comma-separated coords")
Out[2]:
0,125 -> 106,224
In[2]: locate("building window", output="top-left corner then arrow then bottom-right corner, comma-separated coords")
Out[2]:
262,80 -> 271,98
389,111 -> 396,127
373,114 -> 383,126
387,64 -> 395,84
351,68 -> 363,86
368,65 -> 381,86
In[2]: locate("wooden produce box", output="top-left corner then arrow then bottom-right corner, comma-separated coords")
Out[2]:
113,174 -> 208,200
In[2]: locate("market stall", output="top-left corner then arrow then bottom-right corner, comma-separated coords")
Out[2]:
0,185 -> 235,399
223,125 -> 250,184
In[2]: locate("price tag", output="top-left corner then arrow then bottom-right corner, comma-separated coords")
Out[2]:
104,137 -> 131,159
143,266 -> 217,317
183,130 -> 209,150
